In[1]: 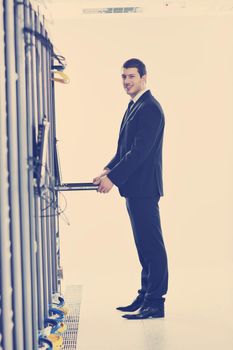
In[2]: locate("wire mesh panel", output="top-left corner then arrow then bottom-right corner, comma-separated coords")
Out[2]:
61,286 -> 82,350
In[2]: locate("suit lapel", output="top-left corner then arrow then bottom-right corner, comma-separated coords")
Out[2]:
119,90 -> 151,137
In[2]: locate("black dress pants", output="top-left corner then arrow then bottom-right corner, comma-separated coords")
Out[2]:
126,195 -> 168,307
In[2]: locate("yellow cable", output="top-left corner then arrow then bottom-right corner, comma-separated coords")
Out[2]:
47,334 -> 63,348
57,322 -> 67,334
50,304 -> 69,315
51,71 -> 70,84
59,306 -> 69,315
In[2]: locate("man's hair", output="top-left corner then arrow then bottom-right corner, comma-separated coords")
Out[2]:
122,58 -> 147,77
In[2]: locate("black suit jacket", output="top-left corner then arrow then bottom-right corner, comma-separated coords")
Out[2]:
105,90 -> 165,198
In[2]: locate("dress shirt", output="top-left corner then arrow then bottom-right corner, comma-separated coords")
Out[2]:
130,88 -> 149,105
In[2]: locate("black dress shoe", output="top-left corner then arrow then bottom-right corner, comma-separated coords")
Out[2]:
122,305 -> 164,319
116,295 -> 144,312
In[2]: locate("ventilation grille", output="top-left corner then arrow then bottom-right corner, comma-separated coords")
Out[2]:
83,7 -> 143,14
61,285 -> 82,350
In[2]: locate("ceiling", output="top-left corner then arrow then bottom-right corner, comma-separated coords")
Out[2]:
33,0 -> 233,21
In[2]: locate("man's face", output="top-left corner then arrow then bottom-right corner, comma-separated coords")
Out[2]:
121,67 -> 146,98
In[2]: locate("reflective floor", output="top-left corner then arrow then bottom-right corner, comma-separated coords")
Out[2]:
75,266 -> 233,350
60,192 -> 233,350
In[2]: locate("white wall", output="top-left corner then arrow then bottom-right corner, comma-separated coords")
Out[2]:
50,13 -> 233,297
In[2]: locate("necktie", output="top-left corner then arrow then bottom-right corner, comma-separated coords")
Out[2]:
121,100 -> 134,131
124,100 -> 134,122
128,100 -> 134,111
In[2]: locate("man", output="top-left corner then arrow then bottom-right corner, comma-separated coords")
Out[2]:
93,58 -> 168,319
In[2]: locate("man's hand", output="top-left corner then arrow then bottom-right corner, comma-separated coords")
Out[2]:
93,168 -> 110,185
96,175 -> 114,194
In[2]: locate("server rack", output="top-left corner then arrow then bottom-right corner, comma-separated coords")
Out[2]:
0,1 -> 99,348
1,1 -> 65,349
